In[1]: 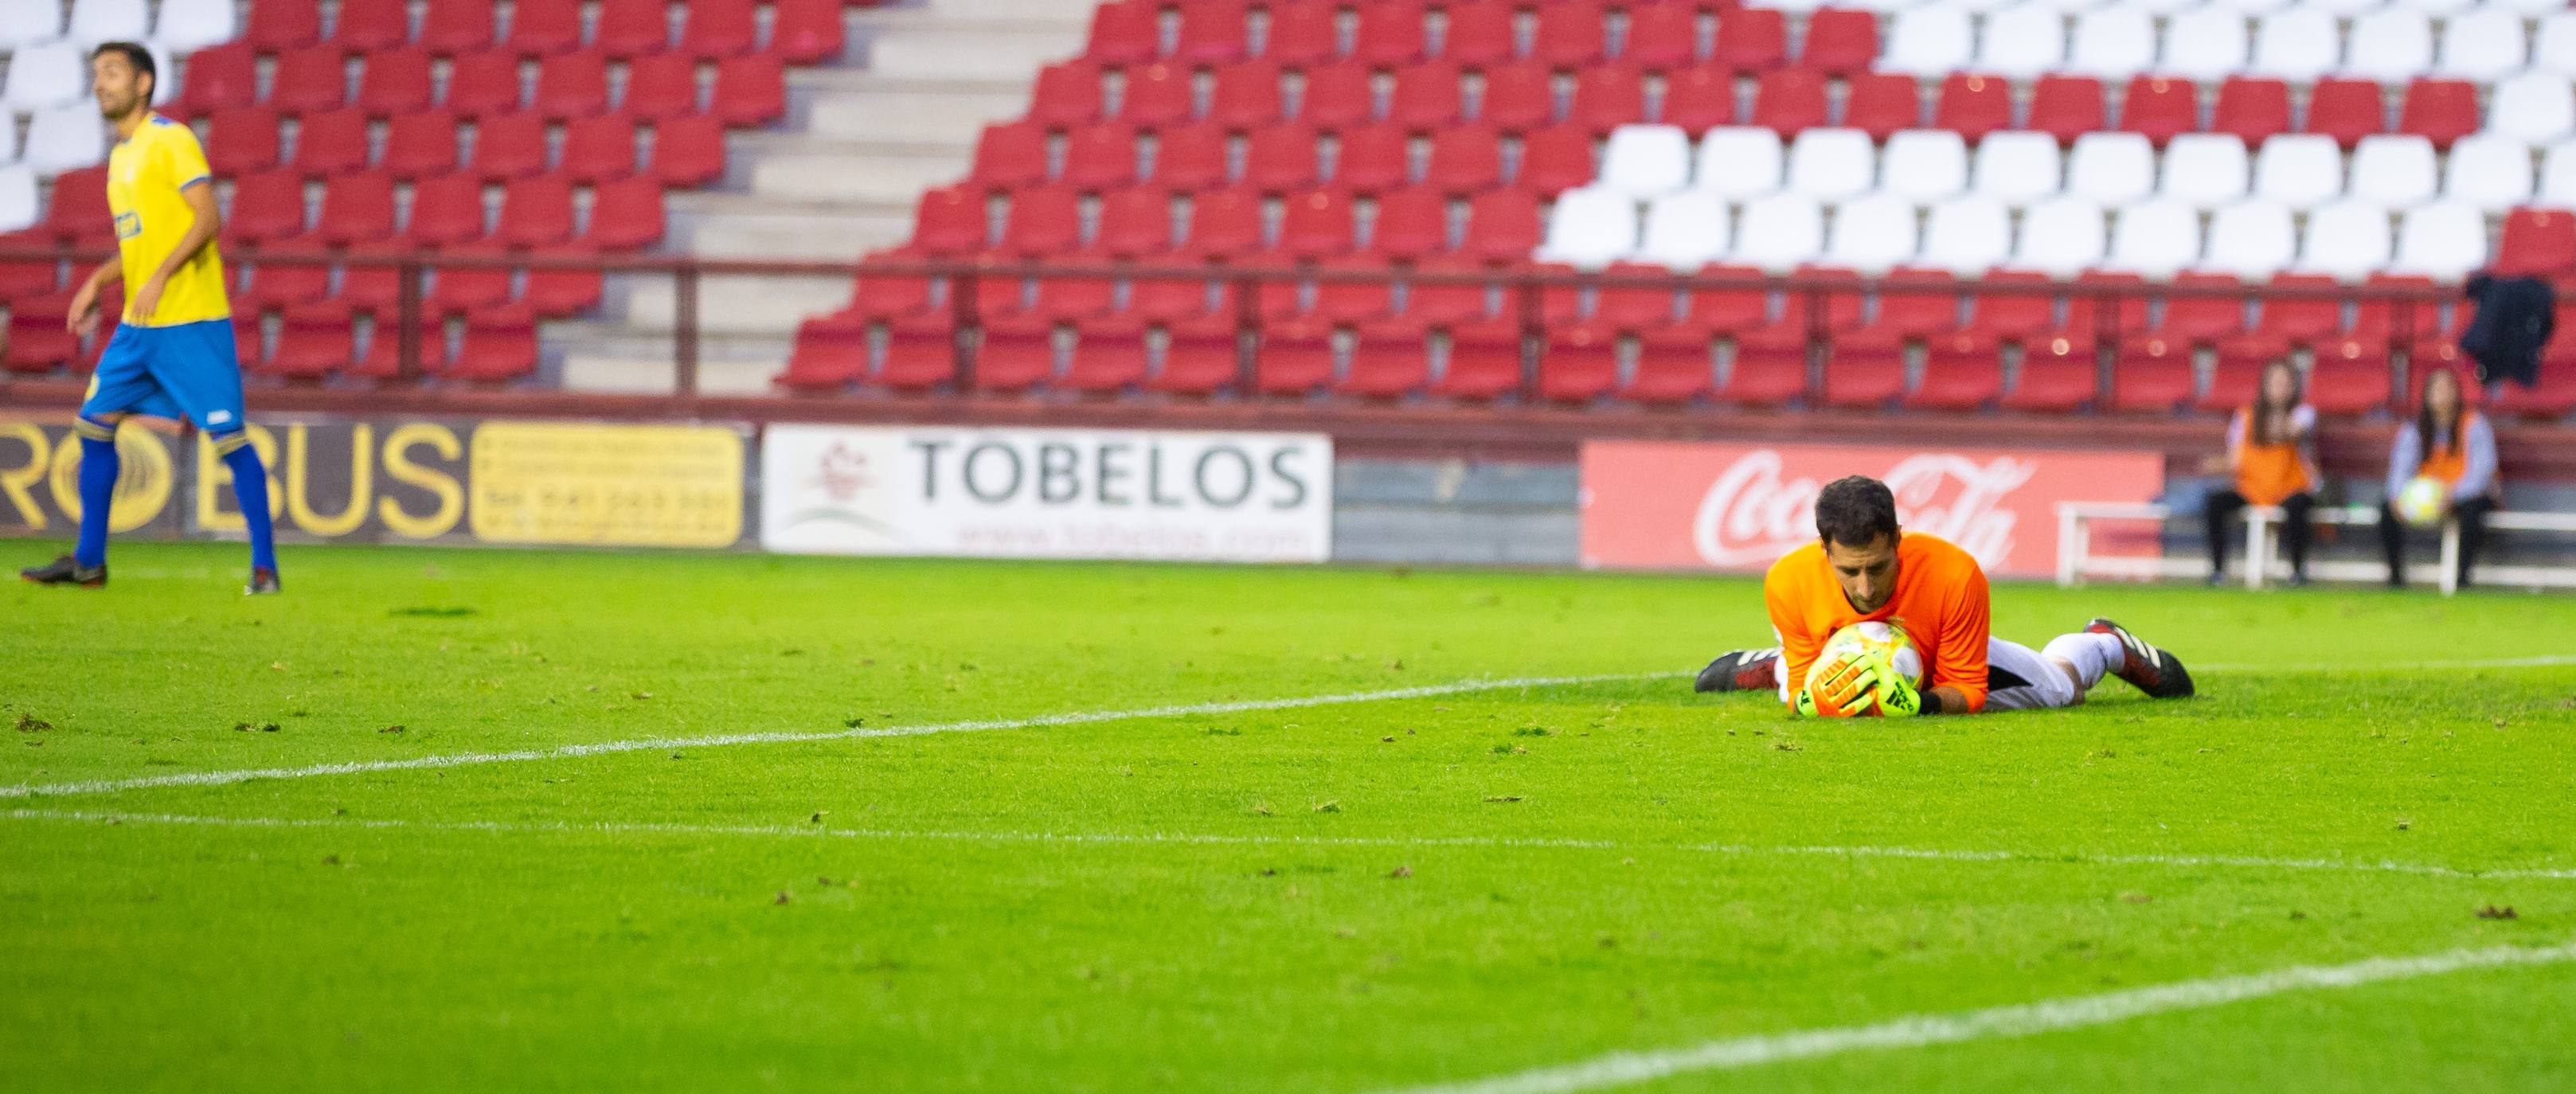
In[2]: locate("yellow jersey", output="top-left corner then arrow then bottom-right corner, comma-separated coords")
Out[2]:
107,114 -> 229,326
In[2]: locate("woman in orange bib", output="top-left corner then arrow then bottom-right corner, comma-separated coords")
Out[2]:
2379,367 -> 2500,588
2203,360 -> 2320,585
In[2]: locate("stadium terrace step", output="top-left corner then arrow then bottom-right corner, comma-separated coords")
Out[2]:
744,141 -> 977,205
559,352 -> 785,397
856,20 -> 1089,80
793,73 -> 1030,146
621,275 -> 856,336
668,193 -> 917,260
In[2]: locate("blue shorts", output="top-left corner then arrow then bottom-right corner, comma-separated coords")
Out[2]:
80,318 -> 248,433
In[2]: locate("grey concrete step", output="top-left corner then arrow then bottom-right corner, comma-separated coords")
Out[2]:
621,274 -> 855,335
885,0 -> 1101,24
667,192 -> 916,259
747,144 -> 971,205
803,80 -> 1032,144
859,21 -> 1087,80
559,354 -> 785,397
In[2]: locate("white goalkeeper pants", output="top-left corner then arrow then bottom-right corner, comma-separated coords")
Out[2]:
1773,635 -> 2080,712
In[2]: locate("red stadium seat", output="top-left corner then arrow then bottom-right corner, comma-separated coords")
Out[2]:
1120,61 -> 1197,127
1534,2 -> 1609,67
2305,341 -> 2392,416
1333,123 -> 1413,191
1904,330 -> 2004,410
1479,61 -> 1558,131
2212,77 -> 2290,146
1355,1 -> 1430,65
717,53 -> 788,127
356,48 -> 435,117
310,172 -> 397,244
420,0 -> 497,54
447,304 -> 540,381
1443,2 -> 1516,65
594,0 -> 674,58
1540,321 -> 1617,403
268,48 -> 349,115
1085,0 -> 1159,64
1800,8 -> 1878,76
771,0 -> 849,65
779,309 -> 870,390
2120,76 -> 2199,148
1335,315 -> 1432,397
1264,1 -> 1340,65
1518,125 -> 1597,193
407,173 -> 490,245
2111,334 -> 2195,412
2027,75 -> 2106,145
1623,321 -> 1717,403
647,114 -> 726,188
1368,186 -> 1449,256
1659,64 -> 1736,134
622,53 -> 703,121
1028,61 -> 1105,127
1930,74 -> 2007,143
1061,122 -> 1141,189
350,310 -> 451,381
584,178 -> 666,250
377,110 -> 459,178
999,186 -> 1083,256
1182,188 -> 1265,258
1128,270 -> 1222,322
534,52 -> 611,118
1713,6 -> 1786,72
1593,260 -> 1676,326
467,112 -> 550,180
1300,59 -> 1376,128
1308,255 -> 1395,322
2304,78 -> 2386,149
1682,263 -> 1769,334
205,107 -> 283,176
506,0 -> 586,57
1279,189 -> 1356,256
1246,123 -> 1323,190
1175,0 -> 1249,63
1429,125 -> 1503,192
429,241 -> 516,313
1463,189 -> 1542,260
444,52 -> 526,117
1436,318 -> 1528,400
170,42 -> 257,120
2,294 -> 81,374
1624,5 -> 1705,69
679,0 -> 758,58
2002,342 -> 2097,412
2161,272 -> 2247,346
222,170 -> 307,244
2399,79 -> 2480,150
1391,61 -> 1465,129
1257,314 -> 1337,395
975,319 -> 1069,393
37,168 -> 112,244
971,120 -> 1049,189
1749,68 -> 1827,138
1404,254 -> 1492,323
1087,186 -> 1173,256
268,303 -> 355,378
1149,121 -> 1230,189
1569,62 -> 1645,135
497,176 -> 577,248
1846,72 -> 1926,142
1209,61 -> 1283,127
325,0 -> 407,51
247,0 -> 322,51
561,115 -> 640,183
2496,209 -> 2576,277
288,107 -> 369,177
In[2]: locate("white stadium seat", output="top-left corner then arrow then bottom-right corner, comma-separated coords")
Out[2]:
2203,201 -> 2297,279
2015,197 -> 2109,276
2066,131 -> 2156,206
0,0 -> 67,50
1823,194 -> 1923,275
2488,72 -> 2576,147
2166,148 -> 2260,212
2386,0 -> 2475,17
2065,6 -> 2157,80
2162,8 -> 2253,83
1879,130 -> 1969,203
0,164 -> 38,233
1759,0 -> 1833,12
2492,0 -> 2573,14
22,102 -> 108,174
153,0 -> 241,53
2203,0 -> 2291,14
2296,201 -> 2396,282
2390,201 -> 2488,280
1730,192 -> 1826,272
1921,195 -> 2015,275
2105,199 -> 2203,279
1847,0 -> 1937,12
2343,10 -> 2434,84
1882,5 -> 1978,76
2305,0 -> 2386,14
2251,135 -> 2343,209
2023,0 -> 2109,11
68,0 -> 150,46
2246,10 -> 2340,83
1636,191 -> 1734,270
1944,0 -> 2023,12
2539,14 -> 2576,79
2124,0 -> 2201,13
1597,125 -> 1691,199
2441,134 -> 2536,213
1972,131 -> 2065,204
2349,135 -> 2440,207
2434,8 -> 2529,84
2540,139 -> 2576,208
1692,127 -> 1784,200
1979,5 -> 2070,81
1784,127 -> 1876,200
3,41 -> 89,115
1536,187 -> 1641,269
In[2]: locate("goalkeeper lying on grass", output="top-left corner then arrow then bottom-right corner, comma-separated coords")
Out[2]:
1694,475 -> 2196,717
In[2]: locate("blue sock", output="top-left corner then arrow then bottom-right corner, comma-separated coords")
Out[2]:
219,439 -> 278,573
73,432 -> 118,568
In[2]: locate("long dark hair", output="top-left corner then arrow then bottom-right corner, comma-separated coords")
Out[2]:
2249,360 -> 2302,447
2415,367 -> 2467,462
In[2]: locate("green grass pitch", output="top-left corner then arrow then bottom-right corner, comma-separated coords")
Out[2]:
5,539 -> 2574,1092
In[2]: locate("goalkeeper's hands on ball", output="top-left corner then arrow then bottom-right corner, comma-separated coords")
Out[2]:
1800,651 -> 1925,717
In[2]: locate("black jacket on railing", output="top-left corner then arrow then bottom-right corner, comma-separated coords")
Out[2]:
2460,274 -> 2554,390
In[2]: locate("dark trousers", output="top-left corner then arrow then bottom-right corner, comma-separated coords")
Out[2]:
2206,490 -> 2312,578
2379,496 -> 2496,588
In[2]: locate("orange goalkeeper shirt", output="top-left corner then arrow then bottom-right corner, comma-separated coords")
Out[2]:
1762,531 -> 1992,713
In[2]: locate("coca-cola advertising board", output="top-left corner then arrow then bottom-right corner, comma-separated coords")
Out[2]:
1579,441 -> 2164,577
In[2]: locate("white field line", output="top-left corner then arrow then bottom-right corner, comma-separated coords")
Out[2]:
0,673 -> 1670,800
2198,654 -> 2576,672
1365,940 -> 2576,1094
11,809 -> 2576,881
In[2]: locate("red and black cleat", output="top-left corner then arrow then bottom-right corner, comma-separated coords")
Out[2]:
245,568 -> 282,596
2085,618 -> 2195,699
20,555 -> 105,588
1695,647 -> 1781,694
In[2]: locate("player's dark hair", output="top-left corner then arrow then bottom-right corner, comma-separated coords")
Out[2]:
2249,359 -> 2303,447
1814,475 -> 1900,551
2415,366 -> 2466,461
92,41 -> 155,100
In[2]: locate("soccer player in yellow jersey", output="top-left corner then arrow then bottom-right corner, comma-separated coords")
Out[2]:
21,43 -> 278,593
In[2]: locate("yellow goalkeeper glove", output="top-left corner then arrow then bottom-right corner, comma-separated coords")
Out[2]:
1863,651 -> 1925,717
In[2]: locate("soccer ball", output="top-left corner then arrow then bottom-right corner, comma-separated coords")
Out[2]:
2394,475 -> 2449,528
1805,621 -> 1925,718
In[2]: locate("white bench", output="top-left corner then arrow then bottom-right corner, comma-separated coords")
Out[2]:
2055,501 -> 2576,596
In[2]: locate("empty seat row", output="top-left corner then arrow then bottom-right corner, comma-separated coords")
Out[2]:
2,40 -> 173,115
2,289 -> 544,384
1594,124 -> 2576,213
161,44 -> 788,129
905,182 -> 1547,261
1085,0 -> 1824,72
1889,5 -> 2576,84
0,0 -> 234,53
972,119 -> 1604,195
236,0 -> 850,64
1538,187 -> 2495,280
195,107 -> 729,188
1766,0 -> 2566,14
